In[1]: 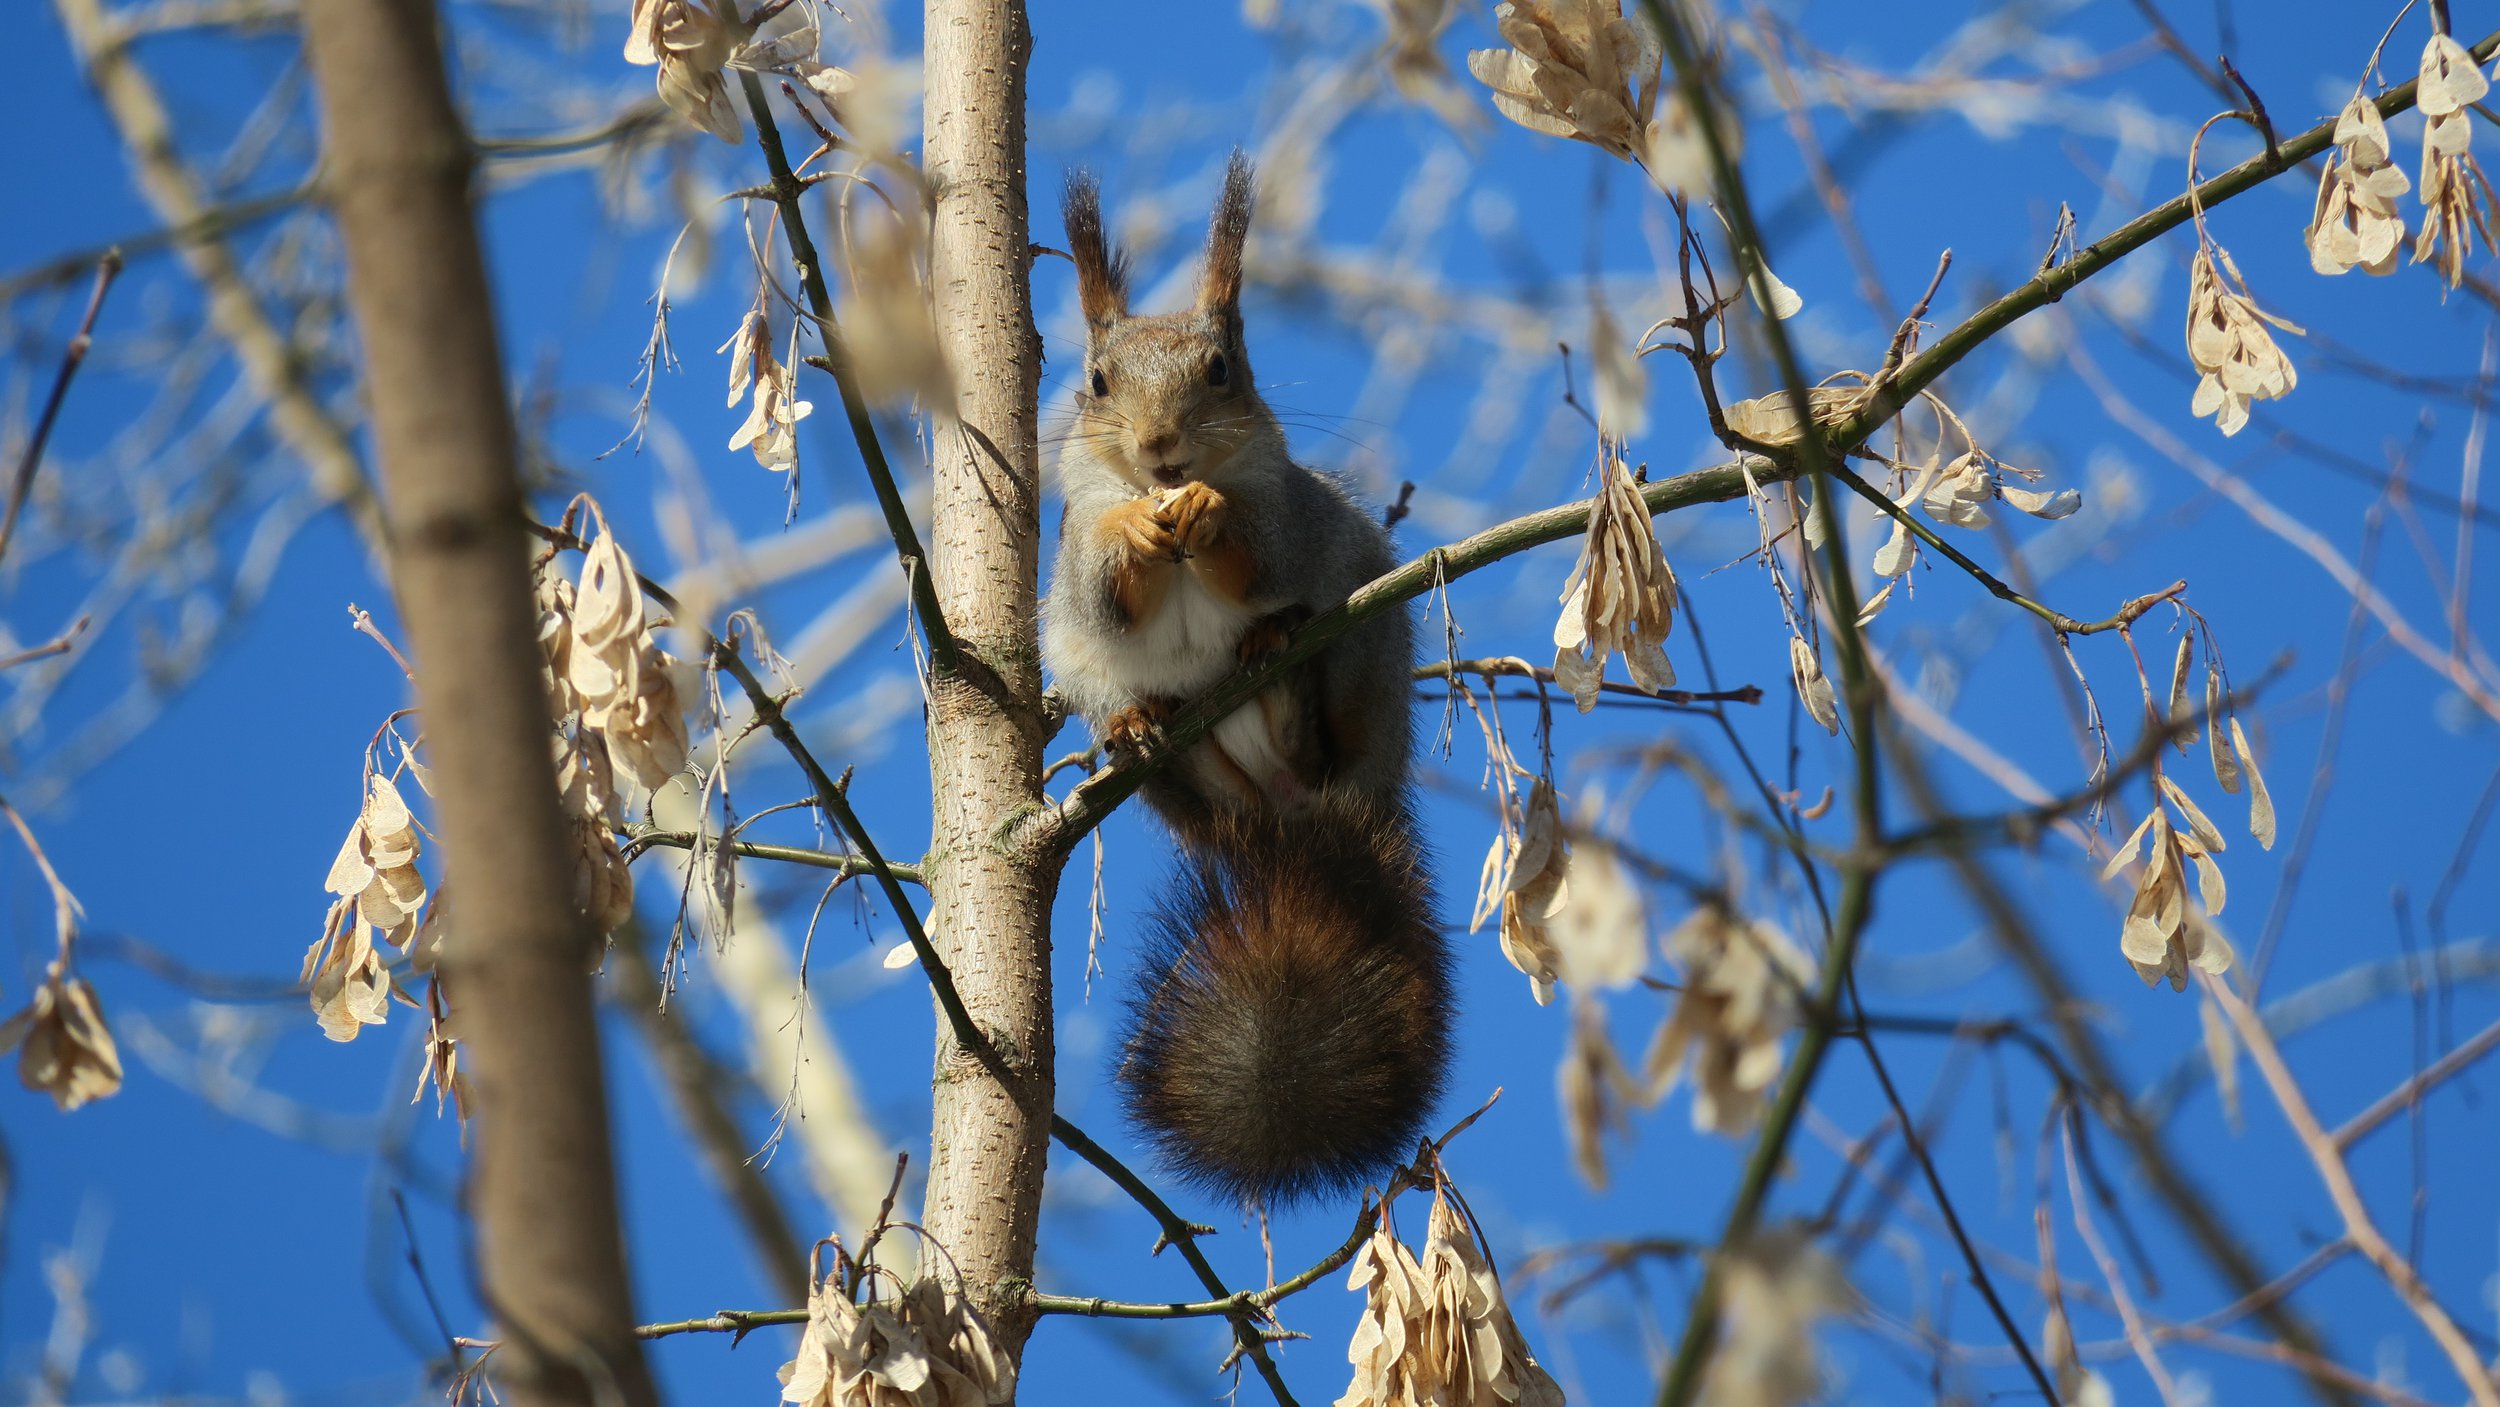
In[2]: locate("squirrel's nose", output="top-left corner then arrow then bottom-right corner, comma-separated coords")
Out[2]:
1135,428 -> 1184,462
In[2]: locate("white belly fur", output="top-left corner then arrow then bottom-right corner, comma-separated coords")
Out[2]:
1066,569 -> 1304,803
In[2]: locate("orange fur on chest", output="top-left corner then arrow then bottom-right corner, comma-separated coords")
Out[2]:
1183,537 -> 1259,608
1093,498 -> 1176,626
1091,495 -> 1260,626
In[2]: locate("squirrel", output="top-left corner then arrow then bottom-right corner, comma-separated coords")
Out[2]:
1041,153 -> 1452,1209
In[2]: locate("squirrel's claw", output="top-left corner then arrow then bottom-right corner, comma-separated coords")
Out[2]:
1113,500 -> 1183,562
1156,481 -> 1226,556
1103,701 -> 1172,758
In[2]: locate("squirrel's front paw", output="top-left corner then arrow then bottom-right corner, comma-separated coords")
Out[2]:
1236,617 -> 1292,664
1103,701 -> 1172,758
1155,481 -> 1227,556
1236,606 -> 1309,664
1106,497 -> 1183,563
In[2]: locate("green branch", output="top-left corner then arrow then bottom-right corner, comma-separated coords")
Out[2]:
622,826 -> 923,883
1823,27 -> 2500,456
1026,455 -> 1779,859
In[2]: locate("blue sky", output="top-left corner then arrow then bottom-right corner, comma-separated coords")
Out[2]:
5,1 -> 2500,1405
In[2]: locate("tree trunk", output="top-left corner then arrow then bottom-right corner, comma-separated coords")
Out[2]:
295,3 -> 657,1403
917,0 -> 1055,1371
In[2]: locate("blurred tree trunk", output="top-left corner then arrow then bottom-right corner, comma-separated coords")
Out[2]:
295,2 -> 657,1404
917,0 -> 1056,1374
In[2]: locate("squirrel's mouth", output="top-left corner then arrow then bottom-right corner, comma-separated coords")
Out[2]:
1149,464 -> 1190,488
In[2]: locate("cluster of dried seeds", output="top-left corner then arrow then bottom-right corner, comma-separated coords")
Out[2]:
1338,1175 -> 1566,1407
778,1258 -> 1014,1407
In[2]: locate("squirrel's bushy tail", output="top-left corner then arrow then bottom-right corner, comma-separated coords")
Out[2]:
1119,794 -> 1452,1208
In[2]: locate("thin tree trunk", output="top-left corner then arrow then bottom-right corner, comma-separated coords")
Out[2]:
295,3 -> 656,1403
918,0 -> 1055,1371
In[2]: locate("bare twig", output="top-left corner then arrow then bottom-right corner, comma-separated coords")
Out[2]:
54,0 -> 386,555
2206,973 -> 2500,1407
0,252 -> 121,570
735,74 -> 955,674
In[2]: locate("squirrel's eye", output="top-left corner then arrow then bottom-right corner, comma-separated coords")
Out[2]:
1089,369 -> 1108,397
1207,354 -> 1229,387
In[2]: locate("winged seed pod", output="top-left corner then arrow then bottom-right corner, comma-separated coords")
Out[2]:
303,896 -> 393,1042
1646,906 -> 1814,1134
1479,777 -> 1568,1004
1338,1177 -> 1566,1407
1561,992 -> 1641,1189
625,0 -> 850,144
1721,385 -> 1862,447
1553,448 -> 1678,711
2041,1267 -> 2117,1407
1466,1 -> 1657,158
1464,0 -> 1728,192
1703,1227 -> 1853,1407
1591,304 -> 1648,442
1788,634 -> 1840,735
324,773 -> 428,948
624,0 -> 743,141
0,964 -> 123,1111
2184,247 -> 2299,436
778,1263 -> 1014,1407
2307,92 -> 2410,276
839,216 -> 951,408
556,732 -> 638,937
2103,782 -> 2235,990
1377,0 -> 1479,130
2410,34 -> 2500,290
569,527 -> 692,796
723,310 -> 817,476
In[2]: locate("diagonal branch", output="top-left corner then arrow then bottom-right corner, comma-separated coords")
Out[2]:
1,252 -> 121,571
1821,27 -> 2500,457
1027,455 -> 1779,859
702,629 -> 1298,1400
54,0 -> 387,557
734,74 -> 956,675
2207,973 -> 2500,1407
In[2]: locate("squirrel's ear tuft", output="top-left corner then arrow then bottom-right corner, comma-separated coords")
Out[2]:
1063,168 -> 1130,331
1197,150 -> 1255,322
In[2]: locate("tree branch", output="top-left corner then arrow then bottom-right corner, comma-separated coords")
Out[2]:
623,825 -> 923,884
296,0 -> 654,1400
55,0 -> 387,556
1,252 -> 121,571
1028,456 -> 1778,859
1820,27 -> 2500,457
735,74 -> 955,675
2207,974 -> 2500,1407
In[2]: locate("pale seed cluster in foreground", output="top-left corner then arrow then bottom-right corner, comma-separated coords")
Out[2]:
624,0 -> 852,145
302,508 -> 692,1071
778,1254 -> 1015,1407
1700,1227 -> 1853,1407
1467,0 -> 1717,192
1338,1176 -> 1565,1407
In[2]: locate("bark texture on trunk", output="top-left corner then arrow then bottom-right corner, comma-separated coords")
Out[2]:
296,3 -> 656,1403
917,0 -> 1055,1368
